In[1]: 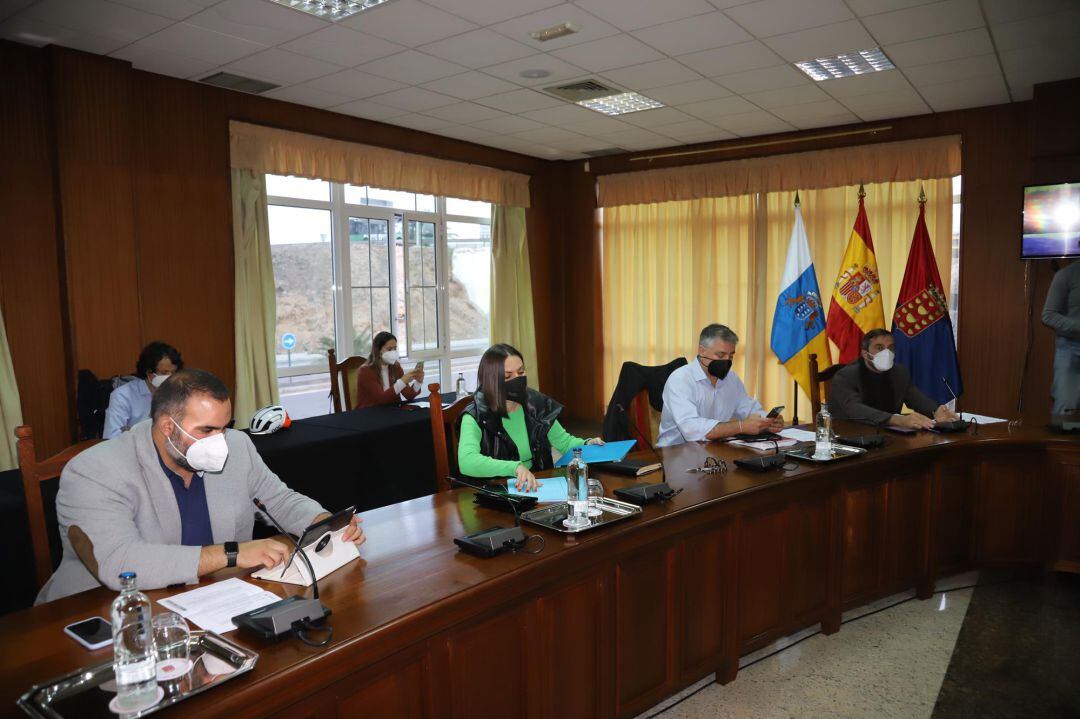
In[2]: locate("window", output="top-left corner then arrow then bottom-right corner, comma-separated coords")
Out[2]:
267,174 -> 491,418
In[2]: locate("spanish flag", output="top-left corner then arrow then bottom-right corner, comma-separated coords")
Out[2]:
826,188 -> 885,363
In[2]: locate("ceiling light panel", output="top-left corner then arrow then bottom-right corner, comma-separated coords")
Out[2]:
577,92 -> 664,116
795,47 -> 895,81
269,0 -> 396,21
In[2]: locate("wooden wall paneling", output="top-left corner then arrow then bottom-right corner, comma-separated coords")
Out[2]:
931,460 -> 976,578
536,572 -> 609,719
678,522 -> 731,684
841,478 -> 886,606
974,454 -> 1041,563
614,542 -> 675,717
0,41 -> 72,456
1049,448 -> 1080,572
48,48 -> 141,379
735,505 -> 786,651
784,495 -> 832,627
882,469 -> 930,594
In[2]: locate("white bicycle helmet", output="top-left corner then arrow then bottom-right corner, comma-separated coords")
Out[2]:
250,405 -> 291,435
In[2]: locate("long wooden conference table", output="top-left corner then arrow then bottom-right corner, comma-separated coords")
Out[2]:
2,422 -> 1077,718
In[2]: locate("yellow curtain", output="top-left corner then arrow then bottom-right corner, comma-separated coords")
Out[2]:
230,121 -> 530,207
0,286 -> 23,471
232,168 -> 280,429
602,179 -> 953,420
490,206 -> 540,390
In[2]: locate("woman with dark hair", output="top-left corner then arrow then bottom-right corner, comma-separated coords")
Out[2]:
354,331 -> 424,408
103,341 -> 183,439
458,343 -> 602,491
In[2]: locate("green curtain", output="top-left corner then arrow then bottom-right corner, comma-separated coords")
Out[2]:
232,168 -> 280,429
490,205 -> 540,390
0,285 -> 24,471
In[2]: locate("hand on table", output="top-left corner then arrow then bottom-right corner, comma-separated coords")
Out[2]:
893,412 -> 936,430
585,437 -> 605,446
514,464 -> 539,492
934,405 -> 959,422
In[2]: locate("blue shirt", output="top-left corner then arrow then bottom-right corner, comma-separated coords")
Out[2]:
656,359 -> 765,447
156,450 -> 214,547
103,379 -> 152,439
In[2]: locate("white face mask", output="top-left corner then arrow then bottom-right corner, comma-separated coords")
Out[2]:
381,350 -> 399,365
150,373 -> 170,388
167,418 -> 229,473
871,348 -> 895,372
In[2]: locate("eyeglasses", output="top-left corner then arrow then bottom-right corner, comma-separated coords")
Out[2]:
687,456 -> 728,474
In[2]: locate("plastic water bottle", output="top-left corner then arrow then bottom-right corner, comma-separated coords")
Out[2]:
565,448 -> 590,529
455,372 -> 467,397
814,403 -> 833,459
111,572 -> 157,712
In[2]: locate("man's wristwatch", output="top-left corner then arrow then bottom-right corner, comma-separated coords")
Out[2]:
224,541 -> 239,568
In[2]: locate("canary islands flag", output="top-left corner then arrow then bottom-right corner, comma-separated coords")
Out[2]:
827,190 -> 885,363
771,200 -> 832,400
892,198 -> 962,405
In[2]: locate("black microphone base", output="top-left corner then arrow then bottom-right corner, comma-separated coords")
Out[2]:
232,596 -> 331,641
837,434 -> 886,449
613,481 -> 679,505
734,455 -> 787,472
454,526 -> 527,558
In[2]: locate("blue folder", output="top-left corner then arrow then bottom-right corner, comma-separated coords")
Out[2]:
505,476 -> 569,503
553,439 -> 636,468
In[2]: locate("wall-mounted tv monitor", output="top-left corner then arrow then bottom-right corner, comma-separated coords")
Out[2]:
1022,182 -> 1080,259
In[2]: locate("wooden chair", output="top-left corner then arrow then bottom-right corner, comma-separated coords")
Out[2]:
427,383 -> 474,493
807,353 -> 844,419
15,425 -> 102,589
328,348 -> 366,413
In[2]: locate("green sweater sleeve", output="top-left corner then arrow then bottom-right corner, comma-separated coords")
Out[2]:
547,420 -> 586,455
457,414 -> 521,478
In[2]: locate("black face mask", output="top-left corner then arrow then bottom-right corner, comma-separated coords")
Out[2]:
503,375 -> 528,404
698,356 -> 732,381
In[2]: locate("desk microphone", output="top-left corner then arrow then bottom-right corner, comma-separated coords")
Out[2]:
449,478 -> 538,558
942,376 -> 960,408
611,403 -> 680,503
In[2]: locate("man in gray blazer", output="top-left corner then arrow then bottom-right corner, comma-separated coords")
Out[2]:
829,329 -> 959,429
37,369 -> 365,604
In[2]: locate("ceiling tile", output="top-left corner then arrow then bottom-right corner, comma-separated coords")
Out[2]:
340,0 -> 476,46
557,115 -> 636,135
368,86 -> 457,111
631,11 -> 751,55
262,83 -> 352,109
678,41 -> 784,77
438,124 -> 494,141
904,53 -> 1001,86
600,59 -> 702,91
861,0 -> 984,46
647,79 -> 731,105
714,64 -> 807,94
519,103 -> 601,125
225,48 -> 343,86
619,107 -> 696,128
330,99 -> 405,121
479,53 -> 587,87
917,72 -> 1010,111
104,0 -> 217,22
124,22 -> 268,67
15,0 -> 171,47
980,0 -> 1075,25
655,119 -> 729,140
110,42 -> 220,78
551,33 -> 665,73
837,87 -> 930,119
187,0 -> 328,45
491,3 -> 621,51
512,126 -> 587,144
999,43 -> 1080,101
0,0 -> 35,22
307,68 -> 405,98
817,68 -> 915,98
474,88 -> 565,112
883,27 -> 994,68
470,115 -> 547,134
764,20 -> 878,63
574,0 -> 714,32
681,94 -> 761,119
770,99 -> 860,129
724,0 -> 854,37
713,109 -> 795,135
358,50 -> 466,85
589,126 -> 674,150
990,9 -> 1080,52
421,28 -> 536,69
544,134 -> 616,152
391,114 -> 457,132
844,0 -> 943,16
423,101 -> 505,123
423,0 -> 562,25
743,83 -> 830,109
420,71 -> 518,100
282,26 -> 404,67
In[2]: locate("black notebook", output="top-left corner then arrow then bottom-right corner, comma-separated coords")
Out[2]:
602,459 -> 662,477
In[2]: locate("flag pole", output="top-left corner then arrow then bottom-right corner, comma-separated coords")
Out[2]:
918,184 -> 926,205
791,190 -> 801,427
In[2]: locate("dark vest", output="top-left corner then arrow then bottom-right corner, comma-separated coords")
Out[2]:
464,388 -> 563,476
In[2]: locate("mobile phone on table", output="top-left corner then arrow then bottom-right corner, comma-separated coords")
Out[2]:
64,617 -> 113,650
766,405 -> 785,418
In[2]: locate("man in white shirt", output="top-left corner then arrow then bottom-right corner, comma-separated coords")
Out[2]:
656,324 -> 783,447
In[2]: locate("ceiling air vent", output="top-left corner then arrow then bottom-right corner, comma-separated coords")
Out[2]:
199,72 -> 279,94
543,79 -> 619,103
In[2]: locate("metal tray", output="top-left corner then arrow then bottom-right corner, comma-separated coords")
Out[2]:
18,631 -> 258,718
519,497 -> 642,534
784,443 -> 868,463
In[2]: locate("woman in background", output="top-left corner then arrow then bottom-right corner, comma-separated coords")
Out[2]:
103,341 -> 183,438
458,343 -> 602,491
355,331 -> 424,408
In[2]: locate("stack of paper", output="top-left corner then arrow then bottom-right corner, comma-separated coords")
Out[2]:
729,438 -> 799,453
959,412 -> 1007,424
158,578 -> 281,634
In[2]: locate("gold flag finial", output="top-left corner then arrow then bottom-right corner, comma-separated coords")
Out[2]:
858,183 -> 866,199
917,184 -> 926,205
794,190 -> 801,207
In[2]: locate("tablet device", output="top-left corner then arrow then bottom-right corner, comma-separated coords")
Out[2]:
281,505 -> 356,575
